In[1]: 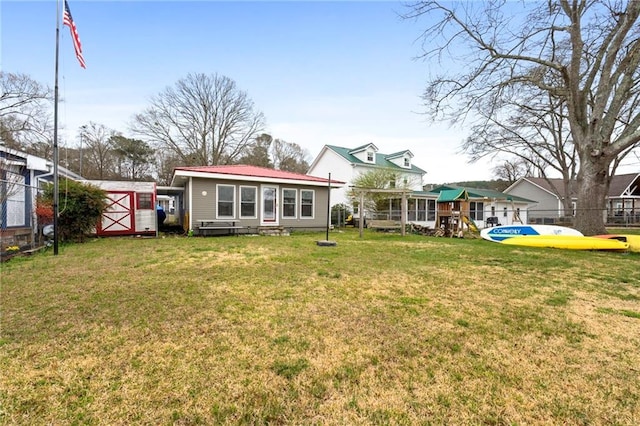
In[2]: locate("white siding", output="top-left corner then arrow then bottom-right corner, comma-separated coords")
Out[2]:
308,149 -> 354,207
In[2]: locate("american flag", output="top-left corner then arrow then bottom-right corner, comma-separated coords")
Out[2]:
63,0 -> 86,69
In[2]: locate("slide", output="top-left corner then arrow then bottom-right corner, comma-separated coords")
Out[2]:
462,215 -> 479,233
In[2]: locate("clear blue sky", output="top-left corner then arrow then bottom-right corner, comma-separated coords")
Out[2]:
2,0 -> 500,183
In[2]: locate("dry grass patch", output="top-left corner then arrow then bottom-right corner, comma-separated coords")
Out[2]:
1,230 -> 639,424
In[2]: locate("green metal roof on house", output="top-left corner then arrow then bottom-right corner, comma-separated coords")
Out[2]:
437,189 -> 469,202
348,143 -> 376,153
429,185 -> 535,203
386,150 -> 413,159
326,145 -> 426,174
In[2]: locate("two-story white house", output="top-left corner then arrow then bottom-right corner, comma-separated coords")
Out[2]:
308,143 -> 426,209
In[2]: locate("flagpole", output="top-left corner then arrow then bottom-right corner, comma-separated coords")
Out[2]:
53,0 -> 61,255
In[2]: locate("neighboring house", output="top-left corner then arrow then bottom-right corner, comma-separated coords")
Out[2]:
504,174 -> 640,225
80,180 -> 158,237
307,143 -> 426,208
307,144 -> 533,230
170,165 -> 344,235
606,173 -> 640,224
0,145 -> 82,248
356,183 -> 532,230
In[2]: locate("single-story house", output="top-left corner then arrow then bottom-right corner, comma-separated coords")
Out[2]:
169,165 -> 345,235
504,174 -> 640,225
1,145 -> 82,248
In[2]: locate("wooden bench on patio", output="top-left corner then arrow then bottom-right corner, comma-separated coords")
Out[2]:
197,220 -> 245,236
368,220 -> 402,232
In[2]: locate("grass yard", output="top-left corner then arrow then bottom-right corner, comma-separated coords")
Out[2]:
1,229 -> 639,425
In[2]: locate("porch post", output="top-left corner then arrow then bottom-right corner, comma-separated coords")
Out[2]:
359,191 -> 365,238
401,192 -> 406,236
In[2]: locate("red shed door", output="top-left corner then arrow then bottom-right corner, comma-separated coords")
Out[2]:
99,191 -> 135,235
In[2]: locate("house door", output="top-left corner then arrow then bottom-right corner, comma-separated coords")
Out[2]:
99,191 -> 135,235
261,185 -> 278,226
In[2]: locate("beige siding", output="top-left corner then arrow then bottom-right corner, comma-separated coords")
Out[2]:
189,177 -> 330,233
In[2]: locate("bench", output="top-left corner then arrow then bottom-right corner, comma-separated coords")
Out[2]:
197,220 -> 244,236
368,220 -> 402,232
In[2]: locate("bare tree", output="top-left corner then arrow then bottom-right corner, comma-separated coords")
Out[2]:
153,150 -> 184,186
132,73 -> 264,166
271,139 -> 310,173
465,89 -> 578,213
491,158 -> 533,185
80,122 -> 116,179
406,1 -> 640,234
0,72 -> 53,151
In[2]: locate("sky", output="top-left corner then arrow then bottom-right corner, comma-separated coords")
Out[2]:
1,1 -> 536,183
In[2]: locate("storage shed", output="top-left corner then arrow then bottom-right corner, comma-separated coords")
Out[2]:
81,180 -> 158,236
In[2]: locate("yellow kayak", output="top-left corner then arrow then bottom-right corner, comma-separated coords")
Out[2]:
501,235 -> 629,251
594,235 -> 640,253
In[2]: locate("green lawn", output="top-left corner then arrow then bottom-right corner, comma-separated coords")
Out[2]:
1,230 -> 639,424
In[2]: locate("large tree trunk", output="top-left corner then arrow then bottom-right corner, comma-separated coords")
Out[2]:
574,156 -> 609,235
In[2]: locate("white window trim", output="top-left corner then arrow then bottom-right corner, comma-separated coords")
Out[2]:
216,184 -> 236,219
239,185 -> 257,219
300,189 -> 315,219
282,188 -> 297,219
6,171 -> 26,227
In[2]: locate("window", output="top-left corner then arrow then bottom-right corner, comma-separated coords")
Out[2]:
491,206 -> 496,217
6,172 -> 26,227
417,199 -> 426,221
427,199 -> 436,221
282,189 -> 297,218
301,190 -> 314,218
408,199 -> 417,221
503,207 -> 508,217
390,199 -> 401,220
367,151 -> 374,162
217,184 -> 235,218
470,201 -> 484,220
404,157 -> 410,167
240,186 -> 257,218
137,193 -> 153,210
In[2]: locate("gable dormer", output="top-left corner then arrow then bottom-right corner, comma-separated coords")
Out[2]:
385,150 -> 414,169
348,143 -> 378,164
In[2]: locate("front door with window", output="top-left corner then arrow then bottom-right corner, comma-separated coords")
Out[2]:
261,185 -> 279,226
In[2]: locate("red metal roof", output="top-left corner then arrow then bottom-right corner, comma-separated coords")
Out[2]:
174,165 -> 344,184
